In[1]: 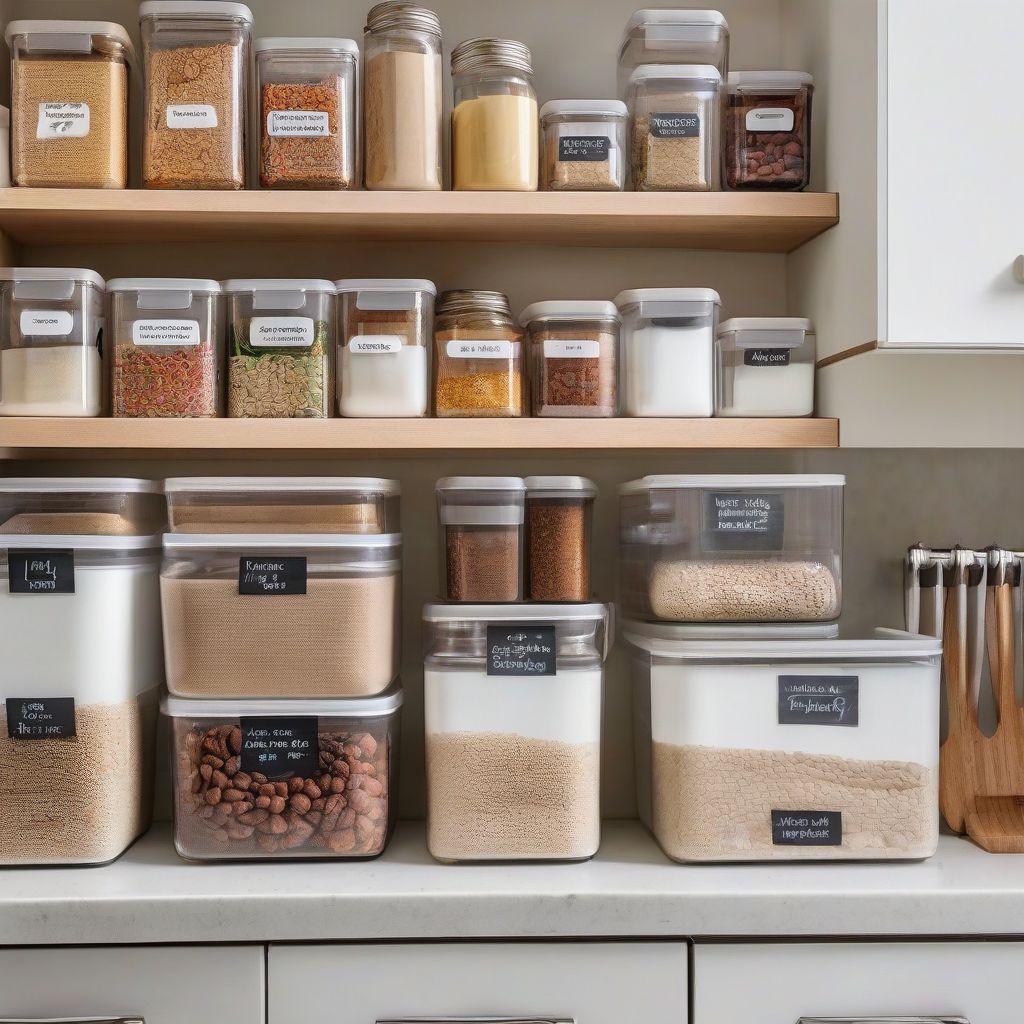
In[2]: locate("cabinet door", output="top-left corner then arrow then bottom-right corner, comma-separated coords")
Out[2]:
885,0 -> 1024,347
693,942 -> 1022,1022
268,942 -> 686,1024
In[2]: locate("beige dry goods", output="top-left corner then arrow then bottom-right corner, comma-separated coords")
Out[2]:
170,502 -> 382,535
0,511 -> 136,535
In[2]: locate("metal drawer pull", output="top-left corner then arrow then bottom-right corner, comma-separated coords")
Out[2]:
377,1018 -> 575,1023
799,1018 -> 969,1023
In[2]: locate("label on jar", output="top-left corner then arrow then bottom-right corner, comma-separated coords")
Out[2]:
36,102 -> 90,139
349,335 -> 403,355
132,319 -> 200,347
7,551 -> 75,594
778,676 -> 859,727
559,136 -> 611,162
267,110 -> 331,137
486,624 -> 557,677
240,717 -> 319,779
649,112 -> 701,138
6,697 -> 76,739
249,317 -> 314,348
744,348 -> 791,367
238,556 -> 307,595
446,340 -> 512,359
747,106 -> 795,133
702,492 -> 784,552
772,809 -> 842,847
166,103 -> 218,129
543,339 -> 601,359
20,310 -> 73,337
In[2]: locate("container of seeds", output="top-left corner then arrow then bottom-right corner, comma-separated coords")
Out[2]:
525,476 -> 596,602
539,100 -> 628,192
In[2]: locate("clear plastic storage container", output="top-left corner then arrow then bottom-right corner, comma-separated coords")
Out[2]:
539,100 -> 628,192
617,9 -> 729,93
161,533 -> 401,698
615,288 -> 718,417
521,301 -> 619,418
0,106 -> 10,187
225,279 -> 335,419
625,622 -> 940,862
6,20 -> 133,189
423,603 -> 610,862
620,474 -> 844,622
165,476 -> 400,534
256,37 -> 359,190
336,278 -> 434,417
437,476 -> 525,602
726,71 -> 813,191
166,686 -> 401,860
526,476 -> 596,602
140,1 -> 253,189
109,278 -> 223,418
716,317 -> 815,418
0,267 -> 105,417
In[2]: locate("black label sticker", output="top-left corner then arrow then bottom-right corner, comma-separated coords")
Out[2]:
779,676 -> 859,727
7,550 -> 75,594
6,697 -> 76,739
486,624 -> 557,676
238,556 -> 307,595
559,135 -> 611,161
772,809 -> 843,846
240,717 -> 319,779
744,348 -> 792,367
702,492 -> 785,552
649,112 -> 701,138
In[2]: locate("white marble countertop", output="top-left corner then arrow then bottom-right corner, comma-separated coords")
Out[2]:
2,822 -> 1020,946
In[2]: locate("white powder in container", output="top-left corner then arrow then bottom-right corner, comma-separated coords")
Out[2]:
340,345 -> 429,417
0,346 -> 102,416
624,323 -> 713,416
727,361 -> 815,417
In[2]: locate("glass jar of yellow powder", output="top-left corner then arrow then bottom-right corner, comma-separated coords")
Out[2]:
451,38 -> 537,192
434,290 -> 524,418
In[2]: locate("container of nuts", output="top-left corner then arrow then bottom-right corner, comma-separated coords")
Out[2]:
164,686 -> 401,860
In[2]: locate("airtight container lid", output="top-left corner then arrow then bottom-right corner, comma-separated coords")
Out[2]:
335,278 -> 436,295
627,64 -> 722,86
720,317 -> 813,335
140,1 -> 254,24
0,477 -> 161,495
164,532 -> 401,552
108,278 -> 222,294
437,477 -> 526,527
163,683 -> 403,720
519,301 -> 620,326
5,20 -> 135,60
728,70 -> 813,91
624,619 -> 839,645
223,279 -> 336,294
624,9 -> 729,32
254,37 -> 359,55
2,532 -> 162,552
620,473 -> 845,493
437,476 -> 526,492
539,99 -> 628,119
165,476 -> 399,496
614,287 -> 720,310
0,267 -> 105,289
525,476 -> 598,499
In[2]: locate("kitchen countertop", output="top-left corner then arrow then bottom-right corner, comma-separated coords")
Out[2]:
2,821 -> 1020,946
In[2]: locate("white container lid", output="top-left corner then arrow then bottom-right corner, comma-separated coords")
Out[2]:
519,300 -> 620,326
223,279 -> 336,294
335,279 -> 436,295
620,473 -> 845,493
0,477 -> 162,495
525,476 -> 598,499
2,532 -> 162,551
624,9 -> 729,31
5,20 -> 135,60
627,64 -> 722,86
720,317 -> 813,334
436,477 -> 526,493
255,37 -> 359,55
614,287 -> 720,308
140,2 -> 254,24
163,683 -> 403,720
424,602 -> 609,623
108,278 -> 222,294
164,476 -> 399,496
163,532 -> 401,552
728,70 -> 813,91
0,267 -> 105,290
539,99 -> 628,119
624,619 -> 839,644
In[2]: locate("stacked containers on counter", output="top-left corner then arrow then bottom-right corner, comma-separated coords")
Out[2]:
0,478 -> 166,865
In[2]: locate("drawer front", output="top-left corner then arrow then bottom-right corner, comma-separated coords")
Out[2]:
268,942 -> 687,1024
0,946 -> 264,1024
693,942 -> 1023,1023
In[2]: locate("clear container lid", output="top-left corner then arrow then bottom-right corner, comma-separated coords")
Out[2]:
519,301 -> 621,326
627,63 -> 722,88
620,473 -> 845,494
0,267 -> 105,291
165,477 -> 399,496
624,618 -> 840,645
728,70 -> 813,92
140,1 -> 254,25
335,278 -> 436,295
4,20 -> 135,61
525,476 -> 598,499
437,477 -> 526,526
108,278 -> 222,294
162,532 -> 402,569
163,682 -> 403,720
0,477 -> 161,496
437,476 -> 525,493
255,37 -> 360,56
719,317 -> 815,351
623,8 -> 729,32
223,279 -> 336,296
2,532 -> 162,552
539,99 -> 628,119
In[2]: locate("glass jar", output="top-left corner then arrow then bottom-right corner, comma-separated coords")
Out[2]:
433,290 -> 524,418
540,100 -> 627,192
140,1 -> 253,190
5,20 -> 133,189
525,476 -> 597,602
364,3 -> 443,191
451,38 -> 537,191
627,64 -> 722,192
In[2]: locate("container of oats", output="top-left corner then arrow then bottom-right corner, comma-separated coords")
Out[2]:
619,474 -> 844,622
540,100 -> 628,192
225,279 -> 335,419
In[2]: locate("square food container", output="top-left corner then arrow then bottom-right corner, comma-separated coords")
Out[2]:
617,9 -> 729,92
164,477 -> 400,534
0,267 -> 105,417
5,20 -> 134,189
165,686 -> 401,860
525,476 -> 597,602
161,532 -> 401,698
716,317 -> 816,417
625,622 -> 940,862
423,603 -> 610,862
620,474 -> 844,622
539,100 -> 628,192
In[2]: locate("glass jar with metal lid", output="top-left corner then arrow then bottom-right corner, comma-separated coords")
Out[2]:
364,2 -> 443,191
450,38 -> 537,191
433,290 -> 525,418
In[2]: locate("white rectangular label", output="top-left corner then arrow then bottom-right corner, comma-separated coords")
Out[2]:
446,340 -> 513,359
167,103 -> 218,129
36,102 -> 90,139
349,335 -> 403,355
746,106 -> 795,133
543,339 -> 601,359
267,110 -> 330,137
20,310 -> 73,336
132,319 -> 200,347
250,316 -> 314,348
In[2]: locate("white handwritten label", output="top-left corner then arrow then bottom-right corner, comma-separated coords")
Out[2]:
543,339 -> 601,359
349,335 -> 403,355
250,317 -> 314,348
20,310 -> 73,337
267,110 -> 330,137
36,102 -> 90,139
486,624 -> 557,676
446,340 -> 513,359
166,103 -> 218,129
132,319 -> 200,347
747,106 -> 795,133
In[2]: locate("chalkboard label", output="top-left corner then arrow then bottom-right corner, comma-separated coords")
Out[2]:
486,624 -> 557,676
240,717 -> 319,779
649,112 -> 701,138
772,810 -> 842,846
7,550 -> 75,594
559,135 -> 611,161
238,556 -> 307,595
778,676 -> 859,727
6,697 -> 76,739
744,348 -> 791,367
702,492 -> 784,552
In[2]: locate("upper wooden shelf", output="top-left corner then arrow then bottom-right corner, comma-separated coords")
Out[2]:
0,188 -> 839,251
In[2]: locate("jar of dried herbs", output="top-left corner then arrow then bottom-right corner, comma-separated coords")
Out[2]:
434,290 -> 524,418
225,279 -> 335,419
540,100 -> 628,192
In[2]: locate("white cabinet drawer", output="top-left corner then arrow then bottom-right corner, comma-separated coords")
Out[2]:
268,942 -> 687,1024
0,946 -> 264,1024
694,942 -> 1022,1023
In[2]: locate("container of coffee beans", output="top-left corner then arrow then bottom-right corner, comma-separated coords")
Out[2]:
526,476 -> 596,602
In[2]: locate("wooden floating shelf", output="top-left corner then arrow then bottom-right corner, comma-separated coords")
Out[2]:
0,417 -> 839,458
0,188 -> 839,252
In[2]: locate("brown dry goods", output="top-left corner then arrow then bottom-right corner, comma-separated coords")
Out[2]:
726,90 -> 810,190
434,329 -> 524,417
445,524 -> 522,602
543,134 -> 620,192
531,328 -> 617,415
528,499 -> 589,602
171,502 -> 382,535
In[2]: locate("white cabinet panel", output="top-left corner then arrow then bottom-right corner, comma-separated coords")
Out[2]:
694,941 -> 1023,1022
0,946 -> 264,1024
268,942 -> 686,1024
